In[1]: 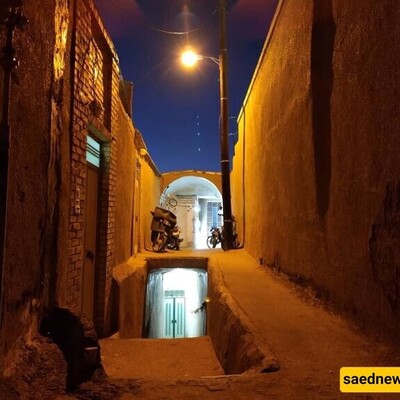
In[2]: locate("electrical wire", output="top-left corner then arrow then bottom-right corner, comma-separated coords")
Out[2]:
124,7 -> 218,36
128,16 -> 201,35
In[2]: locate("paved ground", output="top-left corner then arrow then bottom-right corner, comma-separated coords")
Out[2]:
1,248 -> 399,399
208,249 -> 400,399
100,248 -> 399,399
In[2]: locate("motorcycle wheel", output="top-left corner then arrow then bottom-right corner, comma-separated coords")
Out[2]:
152,232 -> 167,252
207,236 -> 218,249
166,237 -> 177,250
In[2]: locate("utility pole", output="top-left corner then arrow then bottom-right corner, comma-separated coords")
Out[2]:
218,0 -> 234,250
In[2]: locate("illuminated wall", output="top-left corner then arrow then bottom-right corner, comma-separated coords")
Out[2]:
0,0 -> 162,374
0,0 -> 59,375
232,0 -> 400,344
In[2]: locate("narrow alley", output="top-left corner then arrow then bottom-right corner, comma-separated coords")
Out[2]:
0,0 -> 399,399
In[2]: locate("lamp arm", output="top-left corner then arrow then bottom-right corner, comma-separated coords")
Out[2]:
203,56 -> 220,66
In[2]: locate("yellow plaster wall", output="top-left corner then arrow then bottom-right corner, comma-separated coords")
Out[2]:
231,0 -> 400,344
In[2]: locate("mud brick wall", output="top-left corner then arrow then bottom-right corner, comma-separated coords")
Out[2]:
231,0 -> 400,344
0,0 -> 59,375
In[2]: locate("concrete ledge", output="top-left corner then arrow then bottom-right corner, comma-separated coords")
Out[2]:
113,252 -> 280,376
207,261 -> 280,374
113,257 -> 148,338
146,257 -> 208,271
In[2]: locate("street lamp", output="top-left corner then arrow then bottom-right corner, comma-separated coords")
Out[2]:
181,48 -> 219,67
181,0 -> 235,250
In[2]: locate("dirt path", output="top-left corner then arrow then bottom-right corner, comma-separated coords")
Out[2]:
100,336 -> 224,379
1,249 -> 399,399
210,250 -> 400,399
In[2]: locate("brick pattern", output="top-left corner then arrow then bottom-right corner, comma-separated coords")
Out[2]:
66,0 -> 119,335
94,140 -> 116,335
99,59 -> 121,334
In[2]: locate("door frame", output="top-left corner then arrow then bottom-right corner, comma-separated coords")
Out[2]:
82,135 -> 102,321
163,290 -> 186,338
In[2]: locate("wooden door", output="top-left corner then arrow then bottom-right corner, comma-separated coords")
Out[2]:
82,164 -> 99,319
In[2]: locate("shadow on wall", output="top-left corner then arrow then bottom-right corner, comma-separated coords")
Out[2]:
311,0 -> 336,218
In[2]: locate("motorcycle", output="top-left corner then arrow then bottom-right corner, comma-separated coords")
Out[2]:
166,225 -> 183,250
206,220 -> 240,249
207,227 -> 222,248
150,207 -> 177,252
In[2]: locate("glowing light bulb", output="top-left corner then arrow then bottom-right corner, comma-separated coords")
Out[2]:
181,48 -> 201,68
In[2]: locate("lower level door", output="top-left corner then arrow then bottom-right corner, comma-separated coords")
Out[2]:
163,296 -> 185,338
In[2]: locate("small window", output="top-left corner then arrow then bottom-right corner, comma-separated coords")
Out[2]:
86,136 -> 101,167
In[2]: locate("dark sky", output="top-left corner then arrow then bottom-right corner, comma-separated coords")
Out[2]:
94,0 -> 279,172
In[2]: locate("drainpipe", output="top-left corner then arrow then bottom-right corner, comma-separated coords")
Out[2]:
0,1 -> 28,323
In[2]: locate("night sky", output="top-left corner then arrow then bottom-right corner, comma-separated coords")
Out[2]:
94,0 -> 279,172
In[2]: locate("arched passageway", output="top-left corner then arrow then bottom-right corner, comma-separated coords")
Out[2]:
160,176 -> 222,249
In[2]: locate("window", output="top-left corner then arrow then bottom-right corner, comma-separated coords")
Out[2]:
86,135 -> 101,167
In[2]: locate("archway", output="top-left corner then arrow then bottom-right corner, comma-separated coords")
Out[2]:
160,176 -> 222,249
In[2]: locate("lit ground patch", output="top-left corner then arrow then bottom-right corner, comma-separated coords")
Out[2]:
100,336 -> 224,379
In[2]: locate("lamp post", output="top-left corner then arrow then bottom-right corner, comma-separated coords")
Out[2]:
217,0 -> 235,250
181,0 -> 235,250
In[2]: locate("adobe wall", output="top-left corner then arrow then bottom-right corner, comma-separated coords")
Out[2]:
231,117 -> 245,245
113,103 -> 136,266
207,259 -> 279,374
0,0 -> 62,374
139,153 -> 162,252
232,0 -> 400,343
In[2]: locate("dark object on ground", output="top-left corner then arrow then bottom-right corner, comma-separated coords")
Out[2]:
39,307 -> 106,392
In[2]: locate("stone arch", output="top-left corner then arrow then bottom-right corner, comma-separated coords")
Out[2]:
159,172 -> 222,249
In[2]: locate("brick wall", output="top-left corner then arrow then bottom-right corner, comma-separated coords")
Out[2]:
66,0 -> 120,335
0,0 -> 157,373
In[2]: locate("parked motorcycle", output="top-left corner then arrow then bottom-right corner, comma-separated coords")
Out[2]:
206,220 -> 240,249
166,225 -> 183,250
150,207 -> 177,252
207,227 -> 222,248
